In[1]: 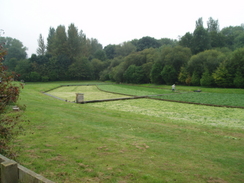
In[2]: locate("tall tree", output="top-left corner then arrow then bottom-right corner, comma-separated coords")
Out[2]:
46,27 -> 55,55
158,46 -> 191,76
227,47 -> 244,81
157,38 -> 177,47
115,42 -> 136,57
88,38 -> 103,57
195,17 -> 204,28
0,37 -> 27,71
94,50 -> 107,61
221,26 -> 244,50
161,65 -> 177,85
212,61 -> 232,87
104,44 -> 116,59
207,17 -> 219,32
123,65 -> 145,84
192,26 -> 211,54
53,25 -> 68,56
207,17 -> 225,48
179,32 -> 193,49
67,23 -> 81,60
136,36 -> 161,51
79,30 -> 89,57
187,50 -> 225,77
36,34 -> 46,55
68,57 -> 93,80
150,61 -> 163,84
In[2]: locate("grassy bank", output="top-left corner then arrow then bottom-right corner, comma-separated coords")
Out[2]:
13,82 -> 244,183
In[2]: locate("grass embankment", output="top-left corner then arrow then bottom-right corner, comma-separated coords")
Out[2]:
13,82 -> 244,183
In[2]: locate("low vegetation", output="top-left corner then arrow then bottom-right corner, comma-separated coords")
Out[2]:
14,82 -> 244,183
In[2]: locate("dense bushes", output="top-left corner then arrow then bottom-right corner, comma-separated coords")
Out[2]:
0,41 -> 24,158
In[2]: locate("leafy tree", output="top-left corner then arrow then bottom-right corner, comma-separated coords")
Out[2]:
91,58 -> 104,80
150,61 -> 163,84
233,69 -> 244,88
36,34 -> 46,55
46,56 -> 59,81
207,17 -> 226,48
29,71 -> 41,82
158,38 -> 177,47
124,51 -> 145,68
0,37 -> 27,70
104,44 -> 116,59
157,46 -> 191,84
212,61 -> 232,87
56,55 -> 71,80
79,30 -> 90,57
200,69 -> 214,86
88,38 -> 103,57
94,50 -> 106,61
221,26 -> 244,50
99,68 -> 110,81
115,42 -> 136,57
195,17 -> 204,28
53,25 -> 68,56
68,57 -> 93,80
209,31 -> 226,48
130,39 -> 138,47
15,59 -> 32,81
109,62 -> 126,83
179,32 -> 193,49
164,46 -> 191,73
67,23 -> 81,60
187,50 -> 224,77
6,58 -> 18,71
192,26 -> 211,54
123,65 -> 145,84
46,27 -> 56,55
161,65 -> 177,85
234,32 -> 244,49
142,62 -> 153,83
136,36 -> 161,51
191,71 -> 201,86
109,56 -> 124,68
207,17 -> 219,32
41,76 -> 49,82
228,47 -> 244,78
178,66 -> 188,84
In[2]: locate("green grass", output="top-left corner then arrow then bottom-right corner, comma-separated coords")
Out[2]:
97,84 -> 172,96
140,84 -> 244,94
47,85 -> 129,101
152,92 -> 244,107
13,82 -> 244,183
98,84 -> 244,107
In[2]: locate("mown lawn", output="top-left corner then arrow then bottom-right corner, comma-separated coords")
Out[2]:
47,85 -> 129,102
13,82 -> 244,183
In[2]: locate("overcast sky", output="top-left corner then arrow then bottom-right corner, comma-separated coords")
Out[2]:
2,0 -> 244,57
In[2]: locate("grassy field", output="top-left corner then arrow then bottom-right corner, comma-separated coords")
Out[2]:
47,85 -> 129,102
13,82 -> 244,183
97,84 -> 244,107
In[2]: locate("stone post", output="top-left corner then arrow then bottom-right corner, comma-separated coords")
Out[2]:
76,93 -> 84,103
1,160 -> 18,183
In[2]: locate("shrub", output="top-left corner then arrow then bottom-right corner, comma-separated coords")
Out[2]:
0,40 -> 24,158
42,76 -> 49,82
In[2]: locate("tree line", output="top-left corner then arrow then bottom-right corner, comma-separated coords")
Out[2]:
1,17 -> 244,88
